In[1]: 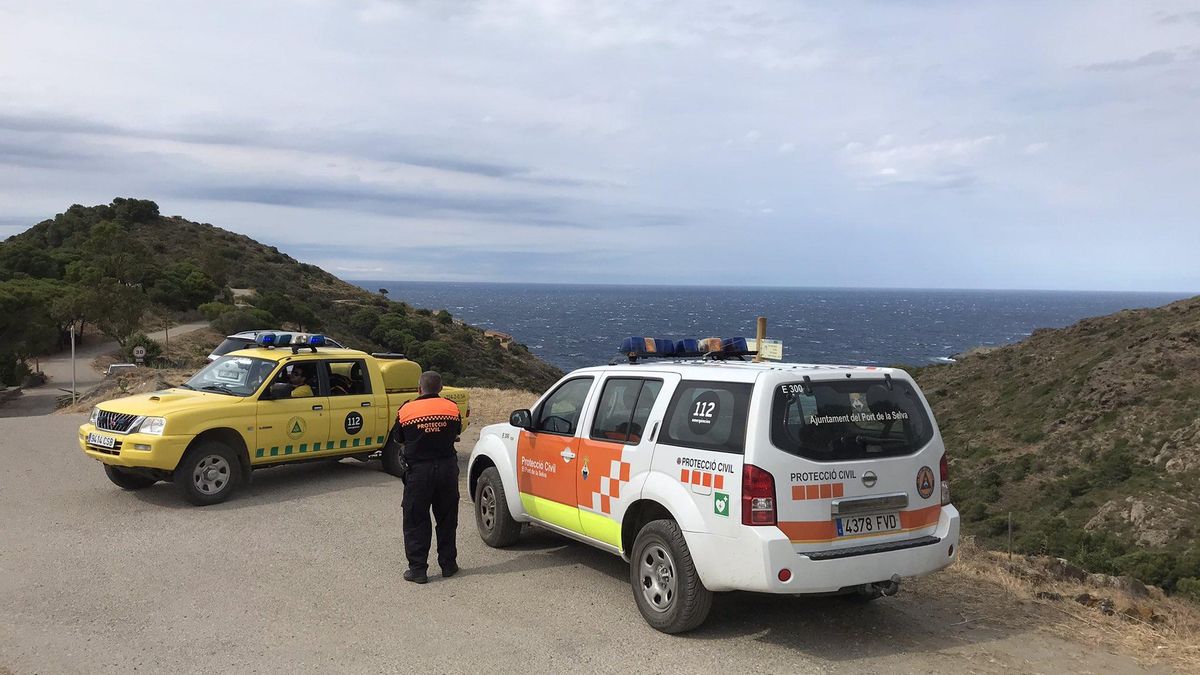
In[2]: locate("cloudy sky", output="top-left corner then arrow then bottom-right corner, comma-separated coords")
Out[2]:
1,1 -> 1198,291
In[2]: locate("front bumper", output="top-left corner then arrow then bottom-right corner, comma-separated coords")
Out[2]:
684,505 -> 960,593
78,424 -> 191,472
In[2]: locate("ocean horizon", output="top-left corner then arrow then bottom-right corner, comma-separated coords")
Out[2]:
351,281 -> 1192,372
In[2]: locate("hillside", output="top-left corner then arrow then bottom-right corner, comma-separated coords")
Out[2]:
0,198 -> 562,390
912,296 -> 1200,597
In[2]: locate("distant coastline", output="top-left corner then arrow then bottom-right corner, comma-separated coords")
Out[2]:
351,282 -> 1191,371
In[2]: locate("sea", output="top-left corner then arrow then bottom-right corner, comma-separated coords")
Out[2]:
353,282 -> 1192,372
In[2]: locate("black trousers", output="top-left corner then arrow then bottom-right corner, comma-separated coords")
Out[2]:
401,457 -> 459,573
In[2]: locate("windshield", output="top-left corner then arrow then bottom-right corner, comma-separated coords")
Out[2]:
770,379 -> 934,461
184,356 -> 276,397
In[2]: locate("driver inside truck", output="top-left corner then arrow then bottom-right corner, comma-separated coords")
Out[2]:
287,365 -> 314,398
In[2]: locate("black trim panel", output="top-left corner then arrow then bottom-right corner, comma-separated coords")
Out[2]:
800,535 -> 941,561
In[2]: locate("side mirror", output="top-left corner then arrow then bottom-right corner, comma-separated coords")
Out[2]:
264,383 -> 292,400
510,409 -> 533,430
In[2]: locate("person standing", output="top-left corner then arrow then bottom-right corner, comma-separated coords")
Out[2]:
395,371 -> 462,584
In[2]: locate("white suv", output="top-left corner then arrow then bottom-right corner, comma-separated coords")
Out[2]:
468,338 -> 959,633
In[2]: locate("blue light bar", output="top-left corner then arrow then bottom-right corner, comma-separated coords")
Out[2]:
308,335 -> 326,346
620,337 -> 676,356
256,333 -> 276,346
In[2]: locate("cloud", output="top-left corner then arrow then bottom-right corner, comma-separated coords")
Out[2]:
1083,49 -> 1181,71
840,136 -> 999,189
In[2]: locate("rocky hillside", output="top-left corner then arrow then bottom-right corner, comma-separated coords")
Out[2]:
1,199 -> 562,390
912,296 -> 1200,597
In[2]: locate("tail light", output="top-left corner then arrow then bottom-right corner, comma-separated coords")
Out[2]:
742,464 -> 777,526
939,454 -> 950,506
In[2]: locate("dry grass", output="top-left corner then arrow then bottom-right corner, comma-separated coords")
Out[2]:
943,537 -> 1200,671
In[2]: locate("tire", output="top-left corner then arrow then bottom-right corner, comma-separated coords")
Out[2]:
474,467 -> 521,548
173,442 -> 241,506
629,519 -> 713,634
380,440 -> 406,477
103,464 -> 156,490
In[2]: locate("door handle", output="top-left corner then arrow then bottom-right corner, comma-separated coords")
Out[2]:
361,401 -> 372,407
312,404 -> 324,411
560,448 -> 576,461
648,421 -> 660,443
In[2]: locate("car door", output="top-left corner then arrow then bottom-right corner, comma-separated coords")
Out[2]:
515,376 -> 595,534
253,360 -> 331,462
576,376 -> 669,547
320,358 -> 382,453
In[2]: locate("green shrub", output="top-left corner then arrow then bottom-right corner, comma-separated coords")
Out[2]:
1177,578 -> 1200,603
198,302 -> 234,320
124,333 -> 163,363
211,308 -> 276,335
435,309 -> 453,325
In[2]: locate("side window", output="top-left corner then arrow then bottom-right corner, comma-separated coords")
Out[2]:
271,362 -> 318,398
661,380 -> 753,454
590,378 -> 663,444
535,377 -> 594,435
322,360 -> 371,396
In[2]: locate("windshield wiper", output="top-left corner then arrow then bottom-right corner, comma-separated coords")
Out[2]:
199,384 -> 237,396
177,383 -> 195,390
854,435 -> 908,447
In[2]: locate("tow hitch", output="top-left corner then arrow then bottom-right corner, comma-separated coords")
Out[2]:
858,574 -> 901,599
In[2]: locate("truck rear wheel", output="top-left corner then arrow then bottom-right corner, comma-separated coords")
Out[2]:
629,519 -> 713,634
173,442 -> 241,506
475,467 -> 521,547
103,465 -> 156,490
381,439 -> 406,477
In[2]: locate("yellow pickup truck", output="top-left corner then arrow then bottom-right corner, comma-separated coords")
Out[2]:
77,334 -> 469,505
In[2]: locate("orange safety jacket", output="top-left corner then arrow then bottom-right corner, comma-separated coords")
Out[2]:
395,394 -> 461,462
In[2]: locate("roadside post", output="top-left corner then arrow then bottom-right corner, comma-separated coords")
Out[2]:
754,316 -> 767,362
70,322 -> 76,404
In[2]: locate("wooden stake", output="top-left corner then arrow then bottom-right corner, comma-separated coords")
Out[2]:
754,316 -> 766,362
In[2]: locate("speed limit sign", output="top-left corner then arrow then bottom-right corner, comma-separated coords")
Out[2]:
133,346 -> 147,362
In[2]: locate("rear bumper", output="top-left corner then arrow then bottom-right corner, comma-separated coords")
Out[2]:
684,505 -> 960,593
78,424 -> 190,471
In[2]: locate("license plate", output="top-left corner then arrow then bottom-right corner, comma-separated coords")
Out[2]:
87,432 -> 116,449
836,512 -> 900,537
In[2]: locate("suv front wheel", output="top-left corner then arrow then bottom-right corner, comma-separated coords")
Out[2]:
629,519 -> 713,633
173,442 -> 241,506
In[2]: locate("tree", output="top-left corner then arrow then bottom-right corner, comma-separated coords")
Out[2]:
148,262 -> 218,310
90,280 -> 148,346
378,288 -> 389,297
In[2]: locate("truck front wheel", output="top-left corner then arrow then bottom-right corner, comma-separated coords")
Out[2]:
629,519 -> 713,634
173,442 -> 241,506
475,467 -> 521,547
103,465 -> 156,490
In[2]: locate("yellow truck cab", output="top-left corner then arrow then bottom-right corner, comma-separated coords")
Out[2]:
78,333 -> 469,505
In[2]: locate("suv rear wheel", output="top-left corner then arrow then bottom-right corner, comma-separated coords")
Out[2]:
474,467 -> 521,547
629,519 -> 713,633
173,442 -> 241,506
103,465 -> 156,490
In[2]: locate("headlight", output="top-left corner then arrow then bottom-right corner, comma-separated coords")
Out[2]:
89,407 -> 100,425
138,417 -> 166,435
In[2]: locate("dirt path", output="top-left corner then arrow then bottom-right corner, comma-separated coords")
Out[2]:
0,414 -> 1182,674
0,322 -> 208,418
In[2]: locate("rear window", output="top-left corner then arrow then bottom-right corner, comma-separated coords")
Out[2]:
661,381 -> 753,454
211,338 -> 253,357
770,379 -> 934,461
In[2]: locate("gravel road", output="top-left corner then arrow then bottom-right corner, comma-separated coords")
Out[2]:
0,415 -> 1170,674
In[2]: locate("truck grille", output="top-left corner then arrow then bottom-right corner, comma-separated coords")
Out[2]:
97,411 -> 139,433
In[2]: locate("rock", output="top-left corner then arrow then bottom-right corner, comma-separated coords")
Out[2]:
1128,500 -> 1148,526
1099,598 -> 1115,615
1119,604 -> 1156,623
1036,591 -> 1063,601
1135,528 -> 1171,547
1117,576 -> 1149,598
1086,573 -> 1113,589
1040,557 -> 1088,583
1165,457 -> 1186,473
